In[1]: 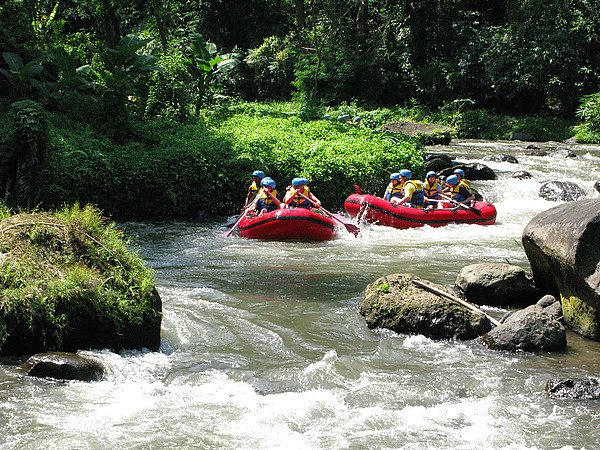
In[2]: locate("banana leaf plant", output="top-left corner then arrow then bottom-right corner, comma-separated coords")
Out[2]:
186,34 -> 239,110
0,52 -> 45,99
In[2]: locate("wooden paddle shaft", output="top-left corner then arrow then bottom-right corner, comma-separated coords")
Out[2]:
411,279 -> 501,327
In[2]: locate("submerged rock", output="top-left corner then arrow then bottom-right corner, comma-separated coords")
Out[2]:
455,263 -> 536,307
539,181 -> 587,202
24,352 -> 104,382
360,273 -> 492,340
526,150 -> 549,157
595,181 -> 600,194
522,199 -> 600,340
480,305 -> 567,352
550,147 -> 577,158
0,206 -> 162,356
438,163 -> 496,181
424,153 -> 453,163
545,378 -> 600,399
483,154 -> 519,163
512,171 -> 532,179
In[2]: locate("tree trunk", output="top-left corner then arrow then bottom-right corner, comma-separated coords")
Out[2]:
295,0 -> 306,30
356,0 -> 368,49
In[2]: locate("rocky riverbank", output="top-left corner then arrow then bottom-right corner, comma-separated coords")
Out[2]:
0,205 -> 162,357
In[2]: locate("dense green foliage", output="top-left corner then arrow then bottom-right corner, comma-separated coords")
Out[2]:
575,93 -> 600,143
0,0 -> 599,218
0,204 -> 161,355
37,102 -> 422,217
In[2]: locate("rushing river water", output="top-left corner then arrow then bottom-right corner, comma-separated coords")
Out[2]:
2,140 -> 600,448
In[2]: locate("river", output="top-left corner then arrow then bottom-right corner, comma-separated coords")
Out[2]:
1,140 -> 600,448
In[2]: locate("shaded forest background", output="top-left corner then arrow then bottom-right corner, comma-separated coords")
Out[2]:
0,0 -> 599,217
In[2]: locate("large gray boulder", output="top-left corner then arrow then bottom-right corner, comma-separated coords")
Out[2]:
455,263 -> 536,307
483,154 -> 519,163
24,352 -> 104,381
425,158 -> 452,173
480,305 -> 567,352
539,180 -> 587,202
439,163 -> 496,180
360,273 -> 492,340
545,378 -> 600,399
522,199 -> 600,339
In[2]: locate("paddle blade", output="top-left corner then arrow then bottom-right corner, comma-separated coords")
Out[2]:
344,223 -> 361,237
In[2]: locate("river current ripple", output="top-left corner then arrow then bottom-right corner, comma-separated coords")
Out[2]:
1,140 -> 600,448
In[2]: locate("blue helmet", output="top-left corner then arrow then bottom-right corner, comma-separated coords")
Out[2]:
453,168 -> 465,177
291,177 -> 306,187
390,172 -> 401,181
446,175 -> 459,185
426,171 -> 437,179
252,170 -> 266,179
260,177 -> 276,188
400,169 -> 412,178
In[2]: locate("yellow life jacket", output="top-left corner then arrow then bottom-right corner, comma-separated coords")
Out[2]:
258,188 -> 278,205
404,180 -> 425,205
286,186 -> 311,206
423,179 -> 440,197
451,179 -> 471,197
385,181 -> 404,200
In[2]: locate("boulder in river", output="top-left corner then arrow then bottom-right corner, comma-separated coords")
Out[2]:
483,154 -> 519,164
425,158 -> 453,173
438,163 -> 496,180
480,305 -> 567,352
455,263 -> 536,307
525,144 -> 540,150
512,171 -> 532,179
0,206 -> 162,356
539,181 -> 587,202
522,199 -> 600,340
526,150 -> 549,157
550,147 -> 577,158
361,273 -> 492,340
594,181 -> 600,194
536,294 -> 557,308
24,352 -> 104,381
424,153 -> 453,163
510,131 -> 535,141
545,378 -> 600,399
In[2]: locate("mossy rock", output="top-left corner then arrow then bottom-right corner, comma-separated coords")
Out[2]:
360,273 -> 491,340
0,205 -> 162,356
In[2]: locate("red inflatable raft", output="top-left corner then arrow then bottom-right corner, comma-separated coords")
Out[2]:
238,208 -> 337,241
344,193 -> 496,229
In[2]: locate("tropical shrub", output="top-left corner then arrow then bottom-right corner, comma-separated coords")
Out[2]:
575,92 -> 600,143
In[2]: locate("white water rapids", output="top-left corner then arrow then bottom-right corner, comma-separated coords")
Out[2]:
1,140 -> 600,448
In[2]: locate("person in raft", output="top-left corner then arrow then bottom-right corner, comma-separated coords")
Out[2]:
245,170 -> 265,207
384,172 -> 404,205
394,170 -> 425,208
255,177 -> 281,215
423,171 -> 442,209
284,178 -> 321,209
444,175 -> 474,206
450,168 -> 471,191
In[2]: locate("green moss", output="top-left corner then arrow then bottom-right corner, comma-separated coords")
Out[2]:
560,294 -> 599,339
0,204 -> 161,356
376,282 -> 391,294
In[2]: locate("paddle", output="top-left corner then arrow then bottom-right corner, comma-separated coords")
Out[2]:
439,193 -> 481,215
295,192 -> 360,237
223,196 -> 260,237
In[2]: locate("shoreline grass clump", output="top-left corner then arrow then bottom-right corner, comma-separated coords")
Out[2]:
0,204 -> 161,356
